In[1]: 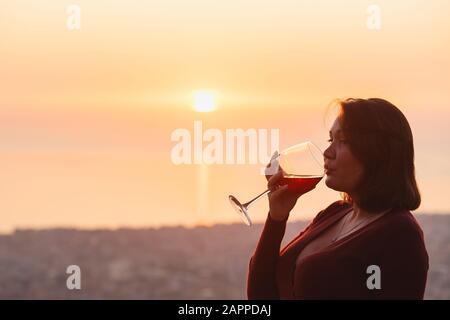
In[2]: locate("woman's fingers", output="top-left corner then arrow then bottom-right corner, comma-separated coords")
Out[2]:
267,169 -> 283,190
268,184 -> 289,199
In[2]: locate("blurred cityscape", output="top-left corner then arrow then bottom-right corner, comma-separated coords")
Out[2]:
0,214 -> 448,299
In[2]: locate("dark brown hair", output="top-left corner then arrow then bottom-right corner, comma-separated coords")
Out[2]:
335,98 -> 421,212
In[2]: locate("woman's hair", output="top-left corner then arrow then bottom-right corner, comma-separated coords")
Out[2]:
334,98 -> 421,212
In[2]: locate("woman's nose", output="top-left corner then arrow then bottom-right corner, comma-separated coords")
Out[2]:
323,144 -> 335,160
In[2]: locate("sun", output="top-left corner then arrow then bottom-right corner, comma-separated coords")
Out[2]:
193,90 -> 217,112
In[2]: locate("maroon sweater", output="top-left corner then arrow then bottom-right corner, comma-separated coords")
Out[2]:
247,200 -> 429,299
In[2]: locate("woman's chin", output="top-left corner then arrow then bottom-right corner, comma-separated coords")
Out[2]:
325,178 -> 347,193
325,176 -> 339,190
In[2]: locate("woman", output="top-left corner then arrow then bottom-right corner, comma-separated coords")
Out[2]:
247,98 -> 429,300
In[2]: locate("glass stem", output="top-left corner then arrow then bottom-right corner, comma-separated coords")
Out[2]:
244,188 -> 271,209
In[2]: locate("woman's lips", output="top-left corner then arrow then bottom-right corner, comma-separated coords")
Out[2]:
324,166 -> 335,175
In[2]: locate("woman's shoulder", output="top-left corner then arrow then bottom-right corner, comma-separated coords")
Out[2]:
377,209 -> 429,269
312,200 -> 352,225
381,208 -> 425,242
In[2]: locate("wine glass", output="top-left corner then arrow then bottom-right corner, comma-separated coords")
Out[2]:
228,141 -> 324,226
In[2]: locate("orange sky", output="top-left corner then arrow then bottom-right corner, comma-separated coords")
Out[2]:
1,0 -> 450,232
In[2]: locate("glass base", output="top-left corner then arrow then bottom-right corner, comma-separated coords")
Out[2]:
228,195 -> 252,226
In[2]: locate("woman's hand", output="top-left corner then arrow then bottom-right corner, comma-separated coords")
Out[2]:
266,170 -> 301,221
264,154 -> 306,222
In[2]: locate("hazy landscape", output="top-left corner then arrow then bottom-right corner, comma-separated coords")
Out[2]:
0,214 -> 448,299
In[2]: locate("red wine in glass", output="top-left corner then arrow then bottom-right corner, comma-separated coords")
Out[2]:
229,141 -> 324,226
279,174 -> 323,192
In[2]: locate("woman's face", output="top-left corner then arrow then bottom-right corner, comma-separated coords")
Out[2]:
323,118 -> 365,194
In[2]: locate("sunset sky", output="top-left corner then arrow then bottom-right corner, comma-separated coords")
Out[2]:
1,0 -> 450,232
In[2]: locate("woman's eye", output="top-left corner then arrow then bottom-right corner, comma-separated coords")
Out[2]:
327,138 -> 347,144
